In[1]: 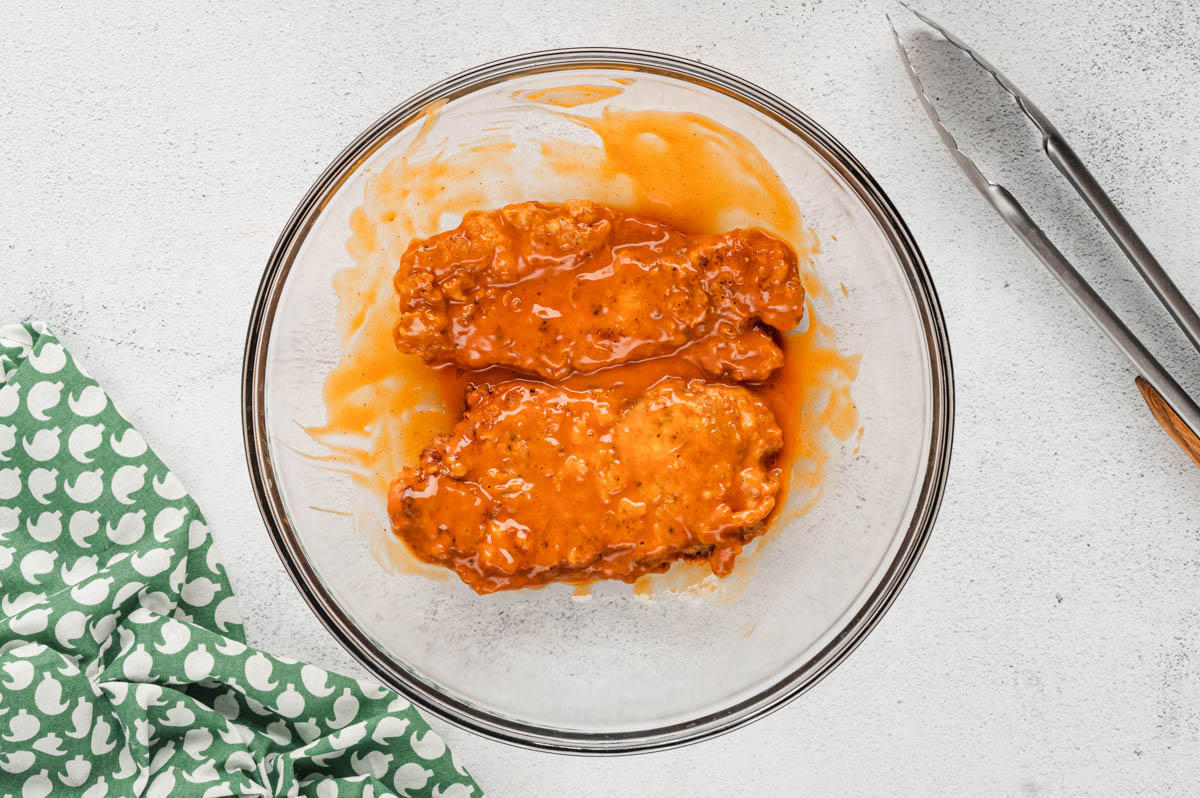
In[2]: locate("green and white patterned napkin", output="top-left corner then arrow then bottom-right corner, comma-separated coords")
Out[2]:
0,322 -> 481,798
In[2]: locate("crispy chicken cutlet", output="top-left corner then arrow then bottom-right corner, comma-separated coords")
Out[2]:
388,377 -> 784,594
392,200 -> 805,382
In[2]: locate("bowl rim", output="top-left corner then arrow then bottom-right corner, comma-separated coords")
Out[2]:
242,46 -> 955,755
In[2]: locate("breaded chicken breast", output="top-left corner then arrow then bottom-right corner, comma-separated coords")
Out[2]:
388,377 -> 783,594
393,200 -> 804,382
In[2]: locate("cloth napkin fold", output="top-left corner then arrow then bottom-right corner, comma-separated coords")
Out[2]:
0,323 -> 481,797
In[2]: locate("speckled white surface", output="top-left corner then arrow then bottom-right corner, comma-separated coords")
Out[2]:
3,1 -> 1199,795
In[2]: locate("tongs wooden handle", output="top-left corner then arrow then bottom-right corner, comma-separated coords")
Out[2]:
1137,378 -> 1200,468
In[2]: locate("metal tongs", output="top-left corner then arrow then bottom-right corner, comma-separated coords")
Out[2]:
890,6 -> 1200,467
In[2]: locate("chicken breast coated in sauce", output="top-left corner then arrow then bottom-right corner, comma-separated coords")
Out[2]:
393,200 -> 805,382
388,378 -> 783,594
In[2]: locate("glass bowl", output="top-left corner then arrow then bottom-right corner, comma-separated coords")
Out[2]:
242,48 -> 953,754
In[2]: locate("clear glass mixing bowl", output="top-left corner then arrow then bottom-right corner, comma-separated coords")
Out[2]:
243,48 -> 953,753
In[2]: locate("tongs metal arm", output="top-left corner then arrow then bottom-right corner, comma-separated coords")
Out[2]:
981,178 -> 1200,438
1045,137 -> 1200,356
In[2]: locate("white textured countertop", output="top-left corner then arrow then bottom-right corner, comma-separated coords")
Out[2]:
3,1 -> 1198,794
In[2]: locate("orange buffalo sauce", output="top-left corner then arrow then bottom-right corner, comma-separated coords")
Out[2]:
308,85 -> 860,595
513,84 -> 627,108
